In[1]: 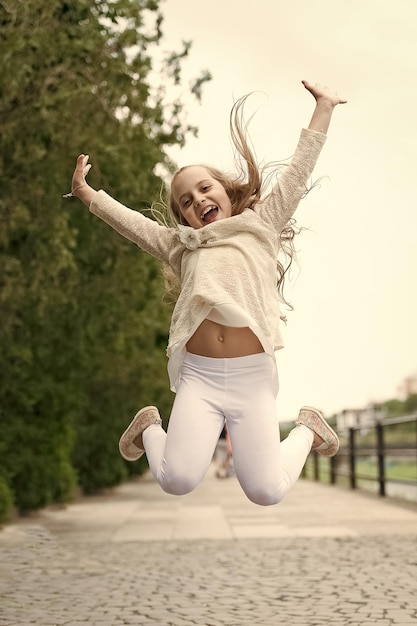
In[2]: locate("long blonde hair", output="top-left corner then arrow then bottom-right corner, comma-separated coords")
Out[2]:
162,94 -> 300,312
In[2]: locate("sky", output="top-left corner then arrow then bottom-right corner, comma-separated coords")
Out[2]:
157,0 -> 417,421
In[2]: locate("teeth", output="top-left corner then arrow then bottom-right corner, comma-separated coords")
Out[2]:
200,206 -> 217,219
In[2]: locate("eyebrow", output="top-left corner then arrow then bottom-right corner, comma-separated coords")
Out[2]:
178,179 -> 211,203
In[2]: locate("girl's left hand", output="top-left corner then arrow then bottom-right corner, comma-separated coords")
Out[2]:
302,80 -> 347,106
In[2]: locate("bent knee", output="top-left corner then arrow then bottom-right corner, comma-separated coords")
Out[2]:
243,485 -> 285,507
159,472 -> 200,497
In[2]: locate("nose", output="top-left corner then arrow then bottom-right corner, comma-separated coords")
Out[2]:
194,195 -> 206,208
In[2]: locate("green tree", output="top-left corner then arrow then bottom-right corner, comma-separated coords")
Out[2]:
0,0 -> 210,513
404,393 -> 417,415
382,398 -> 406,418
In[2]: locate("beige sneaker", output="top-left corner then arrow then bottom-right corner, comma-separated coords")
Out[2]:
296,406 -> 339,457
119,406 -> 162,461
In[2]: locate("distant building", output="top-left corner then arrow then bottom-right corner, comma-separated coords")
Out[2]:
335,403 -> 385,434
335,371 -> 417,432
399,371 -> 417,398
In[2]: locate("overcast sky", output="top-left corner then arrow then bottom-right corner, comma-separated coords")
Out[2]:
158,0 -> 417,420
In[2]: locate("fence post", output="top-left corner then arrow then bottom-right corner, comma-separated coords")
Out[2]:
376,421 -> 386,497
313,454 -> 319,481
330,455 -> 336,485
349,427 -> 356,489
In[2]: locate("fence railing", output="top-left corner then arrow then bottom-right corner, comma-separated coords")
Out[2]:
303,414 -> 417,502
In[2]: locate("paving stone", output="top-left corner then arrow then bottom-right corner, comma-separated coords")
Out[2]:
1,469 -> 417,625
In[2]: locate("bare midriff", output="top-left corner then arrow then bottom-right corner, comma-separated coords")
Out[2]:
186,319 -> 264,358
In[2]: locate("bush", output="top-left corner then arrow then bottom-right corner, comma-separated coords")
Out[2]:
0,475 -> 14,524
6,422 -> 78,513
0,0 -> 205,516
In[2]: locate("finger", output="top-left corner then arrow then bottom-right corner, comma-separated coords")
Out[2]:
76,154 -> 86,169
302,80 -> 318,94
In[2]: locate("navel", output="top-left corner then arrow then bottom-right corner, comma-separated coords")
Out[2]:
217,334 -> 224,343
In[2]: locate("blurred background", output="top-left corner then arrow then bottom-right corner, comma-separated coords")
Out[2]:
1,0 -> 416,518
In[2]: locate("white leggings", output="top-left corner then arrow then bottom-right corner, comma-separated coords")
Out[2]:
143,352 -> 314,506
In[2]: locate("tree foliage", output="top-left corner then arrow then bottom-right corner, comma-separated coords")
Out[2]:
382,394 -> 417,418
379,395 -> 417,436
0,0 -> 210,517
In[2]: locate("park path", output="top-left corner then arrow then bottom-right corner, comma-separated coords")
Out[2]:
1,466 -> 416,625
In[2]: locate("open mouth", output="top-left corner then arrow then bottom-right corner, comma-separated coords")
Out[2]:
201,206 -> 218,224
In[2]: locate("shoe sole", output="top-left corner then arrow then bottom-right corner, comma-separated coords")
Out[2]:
119,406 -> 159,462
299,405 -> 339,457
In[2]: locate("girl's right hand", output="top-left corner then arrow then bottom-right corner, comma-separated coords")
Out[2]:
71,154 -> 92,196
64,154 -> 97,207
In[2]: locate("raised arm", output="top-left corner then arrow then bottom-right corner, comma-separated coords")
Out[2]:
64,154 -> 177,265
256,80 -> 346,230
302,80 -> 347,134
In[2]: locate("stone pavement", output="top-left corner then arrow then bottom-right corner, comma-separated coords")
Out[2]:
1,466 -> 416,626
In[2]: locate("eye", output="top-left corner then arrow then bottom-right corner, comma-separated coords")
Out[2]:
201,184 -> 211,192
182,198 -> 191,208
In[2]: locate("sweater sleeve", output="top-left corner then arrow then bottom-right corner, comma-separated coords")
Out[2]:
256,128 -> 327,232
89,190 -> 177,264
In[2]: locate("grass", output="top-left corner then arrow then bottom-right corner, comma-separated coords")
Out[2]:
303,454 -> 417,490
295,419 -> 417,502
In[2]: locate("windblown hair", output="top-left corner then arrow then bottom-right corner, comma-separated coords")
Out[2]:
162,94 -> 301,313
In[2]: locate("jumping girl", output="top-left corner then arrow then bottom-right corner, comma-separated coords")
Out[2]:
66,80 -> 346,506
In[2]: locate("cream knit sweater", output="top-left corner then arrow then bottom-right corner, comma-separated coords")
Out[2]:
89,128 -> 326,391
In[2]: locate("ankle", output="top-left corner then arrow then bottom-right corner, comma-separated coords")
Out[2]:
312,432 -> 324,449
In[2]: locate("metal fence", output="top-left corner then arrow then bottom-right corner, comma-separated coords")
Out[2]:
303,414 -> 417,502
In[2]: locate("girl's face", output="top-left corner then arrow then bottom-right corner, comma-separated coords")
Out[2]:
172,166 -> 233,229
